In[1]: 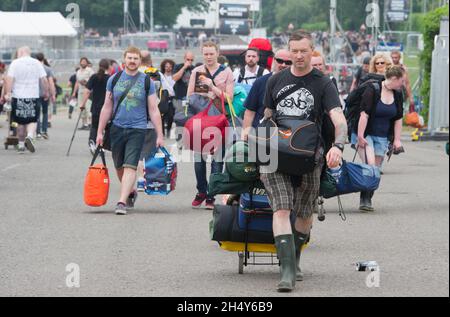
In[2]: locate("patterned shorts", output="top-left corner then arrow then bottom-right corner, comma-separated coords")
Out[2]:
260,162 -> 323,219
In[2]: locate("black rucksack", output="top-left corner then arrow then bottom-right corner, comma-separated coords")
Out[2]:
238,66 -> 265,84
344,80 -> 381,136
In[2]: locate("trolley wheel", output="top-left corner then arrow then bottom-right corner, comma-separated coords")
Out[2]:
238,253 -> 245,274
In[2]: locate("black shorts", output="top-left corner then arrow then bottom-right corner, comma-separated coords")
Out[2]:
11,98 -> 39,125
110,125 -> 146,170
140,129 -> 157,161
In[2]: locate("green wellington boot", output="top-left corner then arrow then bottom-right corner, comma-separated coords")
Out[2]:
275,234 -> 297,292
292,230 -> 310,281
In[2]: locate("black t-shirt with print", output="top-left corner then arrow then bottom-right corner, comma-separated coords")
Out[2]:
265,67 -> 341,128
173,64 -> 194,99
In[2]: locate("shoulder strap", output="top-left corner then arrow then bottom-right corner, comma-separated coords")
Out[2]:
144,74 -> 151,121
238,67 -> 246,83
111,71 -> 140,122
111,71 -> 123,91
205,65 -> 226,86
257,66 -> 265,78
110,71 -> 123,122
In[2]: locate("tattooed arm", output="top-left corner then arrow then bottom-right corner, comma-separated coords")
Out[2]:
329,107 -> 348,145
326,107 -> 348,168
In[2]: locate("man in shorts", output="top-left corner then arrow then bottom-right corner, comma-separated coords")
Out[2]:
262,31 -> 348,292
3,47 -> 49,154
97,47 -> 164,215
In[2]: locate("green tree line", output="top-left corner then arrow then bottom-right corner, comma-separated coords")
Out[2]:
0,0 -> 208,31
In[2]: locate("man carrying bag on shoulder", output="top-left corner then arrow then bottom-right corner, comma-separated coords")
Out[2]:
260,31 -> 348,292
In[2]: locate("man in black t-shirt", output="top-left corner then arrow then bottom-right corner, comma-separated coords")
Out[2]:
261,31 -> 348,293
173,51 -> 195,106
172,51 -> 195,145
68,67 -> 79,119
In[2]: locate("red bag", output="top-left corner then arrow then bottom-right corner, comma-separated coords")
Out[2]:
84,148 -> 110,207
248,38 -> 274,71
183,94 -> 229,154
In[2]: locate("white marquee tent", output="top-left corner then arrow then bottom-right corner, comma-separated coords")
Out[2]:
0,12 -> 78,57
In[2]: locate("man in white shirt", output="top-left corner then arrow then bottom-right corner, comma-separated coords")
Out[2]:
233,48 -> 270,86
3,46 -> 49,154
72,57 -> 95,130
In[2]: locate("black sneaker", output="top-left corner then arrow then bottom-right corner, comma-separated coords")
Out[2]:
205,198 -> 215,210
126,191 -> 138,209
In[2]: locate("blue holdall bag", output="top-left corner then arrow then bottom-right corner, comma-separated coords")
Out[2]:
144,147 -> 177,196
238,192 -> 273,233
321,161 -> 381,199
337,161 -> 381,194
238,191 -> 296,233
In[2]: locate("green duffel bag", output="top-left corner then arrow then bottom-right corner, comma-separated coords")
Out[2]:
224,141 -> 259,183
208,171 -> 264,197
319,169 -> 338,199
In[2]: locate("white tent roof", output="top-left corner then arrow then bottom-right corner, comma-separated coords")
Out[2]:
0,12 -> 77,37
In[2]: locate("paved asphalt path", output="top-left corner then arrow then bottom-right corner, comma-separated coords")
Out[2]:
0,111 -> 448,297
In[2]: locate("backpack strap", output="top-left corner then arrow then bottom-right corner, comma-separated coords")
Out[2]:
205,65 -> 226,86
256,66 -> 265,78
238,67 -> 246,83
144,74 -> 151,121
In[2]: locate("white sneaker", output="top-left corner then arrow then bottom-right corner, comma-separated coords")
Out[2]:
115,203 -> 127,216
89,140 -> 97,155
25,137 -> 36,153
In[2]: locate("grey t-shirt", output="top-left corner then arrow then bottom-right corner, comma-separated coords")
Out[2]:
39,65 -> 54,98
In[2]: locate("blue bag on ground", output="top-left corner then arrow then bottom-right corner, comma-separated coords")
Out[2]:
144,147 -> 177,196
324,161 -> 381,198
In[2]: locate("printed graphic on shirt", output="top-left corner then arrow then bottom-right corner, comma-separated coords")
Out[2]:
276,85 -> 315,118
114,79 -> 146,111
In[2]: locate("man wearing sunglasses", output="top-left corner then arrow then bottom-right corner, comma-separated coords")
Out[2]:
242,49 -> 292,139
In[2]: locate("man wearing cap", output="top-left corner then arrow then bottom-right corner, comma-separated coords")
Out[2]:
350,56 -> 371,92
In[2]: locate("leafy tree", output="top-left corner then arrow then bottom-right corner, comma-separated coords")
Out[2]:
0,0 -> 208,30
420,4 -> 449,121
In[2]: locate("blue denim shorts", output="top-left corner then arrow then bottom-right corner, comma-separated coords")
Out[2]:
352,133 -> 389,157
110,125 -> 146,170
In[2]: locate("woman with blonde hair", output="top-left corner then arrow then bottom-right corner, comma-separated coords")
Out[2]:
369,53 -> 392,75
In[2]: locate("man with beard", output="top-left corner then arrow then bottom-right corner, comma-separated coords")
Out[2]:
242,49 -> 292,138
233,48 -> 270,86
72,57 -> 95,130
96,47 -> 164,215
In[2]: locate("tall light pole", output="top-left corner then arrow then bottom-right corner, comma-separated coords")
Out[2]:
150,0 -> 154,33
21,0 -> 35,12
330,0 -> 337,63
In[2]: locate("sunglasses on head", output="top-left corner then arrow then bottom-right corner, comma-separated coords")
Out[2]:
275,58 -> 293,66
